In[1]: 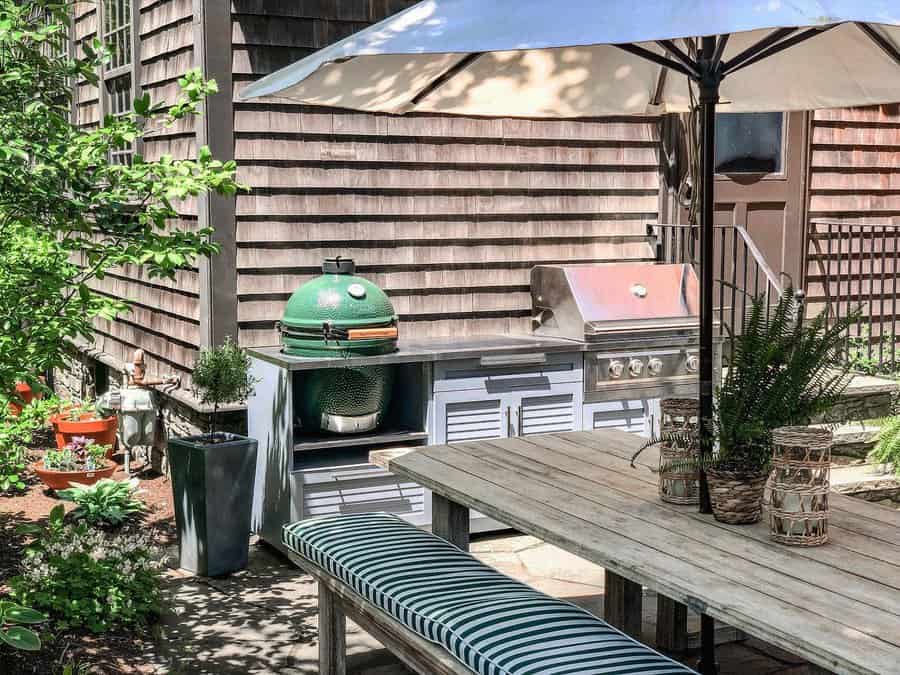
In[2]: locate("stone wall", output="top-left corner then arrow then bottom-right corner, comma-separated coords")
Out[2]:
54,351 -> 248,446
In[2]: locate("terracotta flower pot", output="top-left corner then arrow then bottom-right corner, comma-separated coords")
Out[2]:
50,414 -> 118,455
706,467 -> 770,525
8,382 -> 40,417
32,460 -> 117,491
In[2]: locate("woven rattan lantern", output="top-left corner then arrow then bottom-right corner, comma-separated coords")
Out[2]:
658,398 -> 700,505
768,426 -> 833,547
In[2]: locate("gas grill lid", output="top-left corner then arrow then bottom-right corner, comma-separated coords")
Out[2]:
531,263 -> 699,339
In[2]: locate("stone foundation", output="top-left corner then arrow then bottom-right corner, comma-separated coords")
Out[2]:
54,350 -> 248,447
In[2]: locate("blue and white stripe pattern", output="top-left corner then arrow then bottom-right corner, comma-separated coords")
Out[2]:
283,513 -> 697,675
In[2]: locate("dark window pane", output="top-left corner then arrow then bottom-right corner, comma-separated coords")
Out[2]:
106,74 -> 133,164
715,112 -> 784,174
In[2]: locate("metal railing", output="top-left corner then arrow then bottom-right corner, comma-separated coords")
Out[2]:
807,220 -> 900,374
648,223 -> 783,341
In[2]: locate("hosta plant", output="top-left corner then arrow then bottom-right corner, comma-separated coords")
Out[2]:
12,505 -> 163,633
0,599 -> 45,651
58,478 -> 146,526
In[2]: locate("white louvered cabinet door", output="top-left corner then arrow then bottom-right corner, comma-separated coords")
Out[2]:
433,390 -> 512,445
515,381 -> 583,436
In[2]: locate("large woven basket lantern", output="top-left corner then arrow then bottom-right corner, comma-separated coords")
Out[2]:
768,426 -> 833,547
657,398 -> 701,505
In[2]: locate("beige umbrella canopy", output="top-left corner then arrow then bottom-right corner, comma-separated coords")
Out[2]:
241,3 -> 900,116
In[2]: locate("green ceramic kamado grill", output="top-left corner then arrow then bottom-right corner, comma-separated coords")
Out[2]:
281,257 -> 398,434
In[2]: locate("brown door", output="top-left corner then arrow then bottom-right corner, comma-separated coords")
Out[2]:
713,111 -> 809,286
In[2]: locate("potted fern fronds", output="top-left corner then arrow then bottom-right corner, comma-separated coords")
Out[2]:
651,288 -> 855,523
705,287 -> 855,523
168,338 -> 259,576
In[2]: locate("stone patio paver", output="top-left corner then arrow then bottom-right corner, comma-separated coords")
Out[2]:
153,533 -> 826,674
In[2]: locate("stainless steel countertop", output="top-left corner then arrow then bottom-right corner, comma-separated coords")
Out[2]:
248,335 -> 589,371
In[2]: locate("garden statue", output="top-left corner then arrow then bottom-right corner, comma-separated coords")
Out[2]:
119,349 -> 179,474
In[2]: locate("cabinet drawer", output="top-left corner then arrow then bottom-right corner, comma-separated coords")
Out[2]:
434,352 -> 582,392
292,463 -> 426,521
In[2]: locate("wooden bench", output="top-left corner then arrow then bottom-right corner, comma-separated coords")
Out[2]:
290,552 -> 477,675
284,513 -> 697,675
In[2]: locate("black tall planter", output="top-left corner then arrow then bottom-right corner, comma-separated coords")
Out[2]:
168,433 -> 258,577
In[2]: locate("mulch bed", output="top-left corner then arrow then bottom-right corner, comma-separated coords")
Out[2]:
1,439 -> 177,674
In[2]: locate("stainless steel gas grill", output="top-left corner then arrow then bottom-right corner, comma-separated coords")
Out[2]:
531,263 -> 715,434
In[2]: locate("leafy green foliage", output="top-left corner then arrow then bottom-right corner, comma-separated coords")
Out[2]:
870,416 -> 900,478
57,478 -> 145,526
846,328 -> 900,376
192,337 -> 257,438
12,505 -> 162,633
0,397 -> 58,492
0,599 -> 45,652
714,288 -> 856,472
43,436 -> 109,472
0,1 -> 243,397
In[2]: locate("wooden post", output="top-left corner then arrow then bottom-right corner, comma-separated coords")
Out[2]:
656,595 -> 688,652
432,493 -> 470,551
318,584 -> 346,675
604,570 -> 643,639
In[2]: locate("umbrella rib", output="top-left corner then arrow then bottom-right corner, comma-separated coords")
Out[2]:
723,25 -> 837,76
409,52 -> 483,105
711,34 -> 730,71
656,39 -> 700,78
721,27 -> 796,73
857,23 -> 900,68
614,43 -> 696,80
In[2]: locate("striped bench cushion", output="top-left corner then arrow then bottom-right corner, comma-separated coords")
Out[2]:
284,513 -> 697,675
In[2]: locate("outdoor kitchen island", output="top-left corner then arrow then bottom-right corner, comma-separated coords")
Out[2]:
248,331 -> 711,552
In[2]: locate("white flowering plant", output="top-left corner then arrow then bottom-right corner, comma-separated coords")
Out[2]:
11,505 -> 163,633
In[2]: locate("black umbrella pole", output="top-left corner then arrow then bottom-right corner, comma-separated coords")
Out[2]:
697,47 -> 719,518
696,35 -> 721,675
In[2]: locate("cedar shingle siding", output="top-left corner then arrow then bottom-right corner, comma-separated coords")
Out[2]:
75,0 -> 201,381
231,1 -> 662,346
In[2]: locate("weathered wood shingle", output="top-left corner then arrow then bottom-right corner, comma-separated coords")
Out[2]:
231,1 -> 662,347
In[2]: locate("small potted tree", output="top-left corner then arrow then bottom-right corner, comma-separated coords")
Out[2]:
168,338 -> 258,576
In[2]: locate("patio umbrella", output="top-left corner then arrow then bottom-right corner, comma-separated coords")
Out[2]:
240,4 -> 900,666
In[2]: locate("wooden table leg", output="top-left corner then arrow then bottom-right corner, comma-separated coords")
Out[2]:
656,594 -> 688,652
432,492 -> 470,551
604,570 -> 642,639
318,584 -> 346,675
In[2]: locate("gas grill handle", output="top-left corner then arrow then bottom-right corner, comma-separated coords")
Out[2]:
479,353 -> 547,368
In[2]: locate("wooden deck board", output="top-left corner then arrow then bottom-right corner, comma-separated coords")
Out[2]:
384,429 -> 900,675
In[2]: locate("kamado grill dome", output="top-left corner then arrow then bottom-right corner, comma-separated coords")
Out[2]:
281,258 -> 399,435
281,257 -> 398,357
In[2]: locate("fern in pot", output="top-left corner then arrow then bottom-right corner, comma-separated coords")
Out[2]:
703,288 -> 854,524
168,338 -> 259,576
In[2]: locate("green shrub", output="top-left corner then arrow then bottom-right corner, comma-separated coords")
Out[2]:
870,417 -> 900,478
0,398 -> 58,493
192,337 -> 257,439
57,479 -> 145,526
11,506 -> 162,633
0,599 -> 45,651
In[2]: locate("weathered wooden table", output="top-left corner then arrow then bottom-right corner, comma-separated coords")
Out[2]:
372,430 -> 900,675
